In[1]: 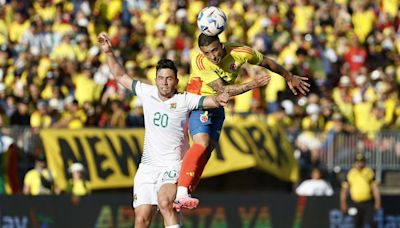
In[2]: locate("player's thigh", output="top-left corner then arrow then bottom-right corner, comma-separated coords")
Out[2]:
157,183 -> 177,208
133,164 -> 159,208
156,163 -> 180,206
192,132 -> 210,147
208,111 -> 225,142
189,109 -> 225,145
189,110 -> 212,140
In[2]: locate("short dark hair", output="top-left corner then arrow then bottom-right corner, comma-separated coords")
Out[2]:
198,33 -> 220,47
156,59 -> 177,77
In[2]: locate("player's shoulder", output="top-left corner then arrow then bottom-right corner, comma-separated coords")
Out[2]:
137,80 -> 155,89
135,80 -> 156,95
191,52 -> 207,71
226,42 -> 254,55
176,91 -> 194,97
176,91 -> 201,99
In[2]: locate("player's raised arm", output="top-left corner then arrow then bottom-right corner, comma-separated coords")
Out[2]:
260,56 -> 310,95
202,92 -> 229,109
207,74 -> 271,97
98,32 -> 134,91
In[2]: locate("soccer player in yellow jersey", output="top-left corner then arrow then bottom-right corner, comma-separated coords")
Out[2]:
174,33 -> 310,210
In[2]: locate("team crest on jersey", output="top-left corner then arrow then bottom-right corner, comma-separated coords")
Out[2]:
134,193 -> 137,202
170,103 -> 177,109
230,63 -> 237,70
200,112 -> 209,123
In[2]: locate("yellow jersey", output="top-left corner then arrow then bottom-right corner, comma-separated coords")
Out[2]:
67,179 -> 91,196
344,166 -> 375,202
23,169 -> 56,195
187,43 -> 264,96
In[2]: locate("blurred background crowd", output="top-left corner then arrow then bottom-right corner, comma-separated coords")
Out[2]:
0,0 -> 398,133
0,0 -> 399,194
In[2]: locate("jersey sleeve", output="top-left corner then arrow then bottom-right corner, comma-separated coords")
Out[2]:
231,45 -> 264,65
132,80 -> 153,98
184,92 -> 204,110
366,167 -> 375,182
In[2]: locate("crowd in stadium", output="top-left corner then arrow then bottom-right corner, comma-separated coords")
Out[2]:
0,0 -> 399,185
0,0 -> 398,131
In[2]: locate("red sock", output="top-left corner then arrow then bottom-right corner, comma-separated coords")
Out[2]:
189,155 -> 209,194
178,144 -> 206,188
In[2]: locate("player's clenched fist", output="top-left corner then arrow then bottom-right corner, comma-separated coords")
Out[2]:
98,32 -> 113,54
216,92 -> 229,107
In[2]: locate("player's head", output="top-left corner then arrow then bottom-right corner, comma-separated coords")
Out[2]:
198,33 -> 224,64
155,59 -> 179,99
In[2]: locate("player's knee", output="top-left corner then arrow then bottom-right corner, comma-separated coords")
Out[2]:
193,138 -> 210,148
134,215 -> 151,227
192,134 -> 210,148
158,197 -> 172,211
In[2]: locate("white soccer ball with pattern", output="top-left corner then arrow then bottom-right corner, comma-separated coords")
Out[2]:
197,6 -> 227,36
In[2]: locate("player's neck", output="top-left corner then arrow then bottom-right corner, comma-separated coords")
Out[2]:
158,90 -> 177,101
159,94 -> 172,101
219,47 -> 228,64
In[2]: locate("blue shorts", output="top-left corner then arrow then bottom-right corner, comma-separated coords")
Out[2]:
188,108 -> 225,142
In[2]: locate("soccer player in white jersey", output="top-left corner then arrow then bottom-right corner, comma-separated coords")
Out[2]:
98,33 -> 232,228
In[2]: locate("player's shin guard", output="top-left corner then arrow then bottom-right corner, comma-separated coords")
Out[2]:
189,155 -> 209,194
178,144 -> 206,189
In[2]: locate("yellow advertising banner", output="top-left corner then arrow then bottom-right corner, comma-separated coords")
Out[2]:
203,119 -> 298,182
40,121 -> 298,190
40,129 -> 144,190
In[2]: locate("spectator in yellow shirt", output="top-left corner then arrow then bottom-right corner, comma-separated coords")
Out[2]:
8,11 -> 30,43
30,100 -> 52,133
74,64 -> 100,105
53,99 -> 87,129
23,154 -> 60,195
340,153 -> 381,227
66,163 -> 91,196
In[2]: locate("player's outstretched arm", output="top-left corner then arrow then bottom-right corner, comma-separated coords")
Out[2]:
207,74 -> 271,97
260,56 -> 310,95
98,32 -> 134,91
203,92 -> 229,109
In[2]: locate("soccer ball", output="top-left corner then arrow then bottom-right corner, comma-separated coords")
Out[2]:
197,6 -> 227,36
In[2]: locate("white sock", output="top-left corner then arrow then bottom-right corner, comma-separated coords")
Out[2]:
165,225 -> 180,228
175,186 -> 189,200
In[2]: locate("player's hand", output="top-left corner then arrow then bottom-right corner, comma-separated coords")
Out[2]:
97,32 -> 113,54
253,73 -> 271,88
287,75 -> 310,96
374,201 -> 381,211
340,203 -> 348,214
215,91 -> 229,106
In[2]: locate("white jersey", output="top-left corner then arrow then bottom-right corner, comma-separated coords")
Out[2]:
133,80 -> 205,166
